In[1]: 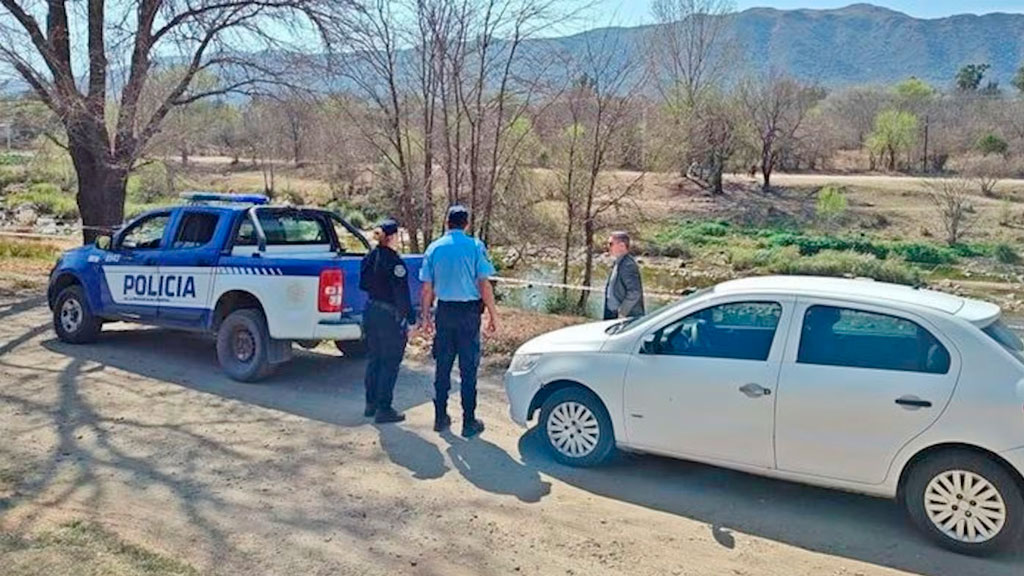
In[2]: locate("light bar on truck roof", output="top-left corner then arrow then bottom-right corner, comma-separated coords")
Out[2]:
179,191 -> 269,205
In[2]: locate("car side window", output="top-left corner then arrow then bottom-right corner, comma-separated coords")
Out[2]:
644,301 -> 783,361
797,305 -> 951,374
120,214 -> 170,250
172,212 -> 220,249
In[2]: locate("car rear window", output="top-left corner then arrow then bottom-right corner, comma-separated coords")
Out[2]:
236,210 -> 332,246
983,319 -> 1024,360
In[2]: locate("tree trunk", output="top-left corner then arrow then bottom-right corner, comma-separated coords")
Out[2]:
68,114 -> 127,245
709,153 -> 724,195
180,146 -> 189,167
577,216 -> 595,310
561,208 -> 574,302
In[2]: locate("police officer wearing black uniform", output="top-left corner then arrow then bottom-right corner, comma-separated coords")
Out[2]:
359,218 -> 415,424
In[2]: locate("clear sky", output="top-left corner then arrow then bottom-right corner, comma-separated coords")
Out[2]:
576,1 -> 1024,31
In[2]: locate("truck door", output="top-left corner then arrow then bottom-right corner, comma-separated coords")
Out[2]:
156,208 -> 225,326
99,211 -> 172,321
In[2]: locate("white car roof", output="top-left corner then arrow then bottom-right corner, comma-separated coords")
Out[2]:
715,275 -> 1000,325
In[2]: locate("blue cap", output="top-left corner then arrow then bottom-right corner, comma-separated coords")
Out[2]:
379,218 -> 399,236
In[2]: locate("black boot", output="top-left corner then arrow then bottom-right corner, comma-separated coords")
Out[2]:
433,406 -> 451,432
363,404 -> 376,418
374,408 -> 406,424
461,418 -> 485,438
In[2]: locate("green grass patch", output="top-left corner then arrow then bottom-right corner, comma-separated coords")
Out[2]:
0,239 -> 61,261
0,521 -> 198,576
3,183 -> 79,220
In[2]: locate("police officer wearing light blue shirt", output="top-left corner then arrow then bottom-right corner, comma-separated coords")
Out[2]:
419,205 -> 499,438
360,218 -> 415,424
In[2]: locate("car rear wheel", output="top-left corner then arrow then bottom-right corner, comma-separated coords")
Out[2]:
539,387 -> 615,467
53,285 -> 101,344
904,450 -> 1023,555
217,309 -> 275,382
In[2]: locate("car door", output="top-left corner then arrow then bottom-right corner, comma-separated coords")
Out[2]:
99,211 -> 172,321
622,296 -> 794,469
774,299 -> 960,485
156,208 -> 225,326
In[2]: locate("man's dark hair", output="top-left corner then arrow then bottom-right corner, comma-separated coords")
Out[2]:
447,205 -> 470,229
610,231 -> 630,248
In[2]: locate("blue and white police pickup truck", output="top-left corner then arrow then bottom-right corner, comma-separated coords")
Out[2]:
47,193 -> 422,381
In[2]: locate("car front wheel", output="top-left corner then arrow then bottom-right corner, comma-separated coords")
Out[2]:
904,450 -> 1023,555
538,387 -> 615,467
53,285 -> 101,344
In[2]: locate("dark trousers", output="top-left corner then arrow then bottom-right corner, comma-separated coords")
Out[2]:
603,307 -> 617,320
363,301 -> 408,411
433,300 -> 482,421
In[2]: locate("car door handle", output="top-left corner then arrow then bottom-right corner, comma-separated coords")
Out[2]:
895,396 -> 932,409
738,383 -> 771,398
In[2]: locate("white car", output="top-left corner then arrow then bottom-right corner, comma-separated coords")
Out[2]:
505,276 -> 1024,555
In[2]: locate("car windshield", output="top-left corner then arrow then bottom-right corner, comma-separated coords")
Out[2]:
983,318 -> 1024,363
605,287 -> 712,335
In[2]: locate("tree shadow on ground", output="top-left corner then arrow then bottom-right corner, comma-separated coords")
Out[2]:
517,427 -> 1024,576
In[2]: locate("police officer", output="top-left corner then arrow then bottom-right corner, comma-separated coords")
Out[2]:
360,218 -> 415,424
419,205 -> 499,438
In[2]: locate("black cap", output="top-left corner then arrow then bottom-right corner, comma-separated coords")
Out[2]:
447,205 -> 469,228
379,218 -> 399,236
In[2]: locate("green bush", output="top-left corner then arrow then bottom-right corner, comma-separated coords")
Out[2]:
5,183 -> 79,220
977,133 -> 1009,157
656,220 -> 731,246
765,233 -> 890,259
346,210 -> 369,230
994,243 -> 1020,265
888,242 -> 956,265
544,291 -> 586,316
816,185 -> 848,228
770,250 -> 921,286
0,153 -> 27,166
127,161 -> 173,203
26,138 -> 76,190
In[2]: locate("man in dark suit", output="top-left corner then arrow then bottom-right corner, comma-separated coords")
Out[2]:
603,231 -> 645,320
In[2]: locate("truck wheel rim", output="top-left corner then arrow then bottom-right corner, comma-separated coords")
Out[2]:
60,298 -> 83,333
546,401 -> 600,458
232,327 -> 256,362
924,470 -> 1006,544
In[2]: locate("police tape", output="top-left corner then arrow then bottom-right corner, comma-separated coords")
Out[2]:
490,275 -> 687,300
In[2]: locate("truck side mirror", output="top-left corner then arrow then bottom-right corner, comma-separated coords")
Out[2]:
94,235 -> 112,251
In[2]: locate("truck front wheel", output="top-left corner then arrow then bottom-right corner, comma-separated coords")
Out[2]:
217,309 -> 275,382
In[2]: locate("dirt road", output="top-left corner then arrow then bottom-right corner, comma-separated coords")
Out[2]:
1,295 -> 1021,575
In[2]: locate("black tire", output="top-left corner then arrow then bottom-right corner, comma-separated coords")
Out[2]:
904,450 -> 1024,556
538,386 -> 615,467
216,309 -> 275,382
52,285 -> 101,344
334,339 -> 368,358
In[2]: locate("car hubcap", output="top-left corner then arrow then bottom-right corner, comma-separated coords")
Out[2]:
60,298 -> 83,333
546,401 -> 600,458
232,328 -> 256,362
924,470 -> 1006,544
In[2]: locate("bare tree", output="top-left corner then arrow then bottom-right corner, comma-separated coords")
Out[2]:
739,72 -> 822,191
1,0 -> 350,242
646,0 -> 736,194
926,177 -> 975,246
550,31 -> 646,309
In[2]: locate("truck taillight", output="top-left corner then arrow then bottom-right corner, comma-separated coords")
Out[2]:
318,269 -> 343,313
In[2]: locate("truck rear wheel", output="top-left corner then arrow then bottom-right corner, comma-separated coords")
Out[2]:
334,339 -> 368,358
217,309 -> 275,382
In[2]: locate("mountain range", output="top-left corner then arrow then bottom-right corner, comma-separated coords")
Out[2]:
546,3 -> 1024,88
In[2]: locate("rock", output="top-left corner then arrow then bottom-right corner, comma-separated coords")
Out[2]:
14,203 -> 37,226
37,216 -> 58,235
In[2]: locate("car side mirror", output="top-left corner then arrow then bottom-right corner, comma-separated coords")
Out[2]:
94,235 -> 112,251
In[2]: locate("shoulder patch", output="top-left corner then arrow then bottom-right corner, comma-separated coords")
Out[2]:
394,264 -> 407,278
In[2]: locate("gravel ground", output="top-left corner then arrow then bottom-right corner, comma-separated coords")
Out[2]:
1,294 -> 1022,576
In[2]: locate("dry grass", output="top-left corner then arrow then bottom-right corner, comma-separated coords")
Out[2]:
0,522 -> 198,576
